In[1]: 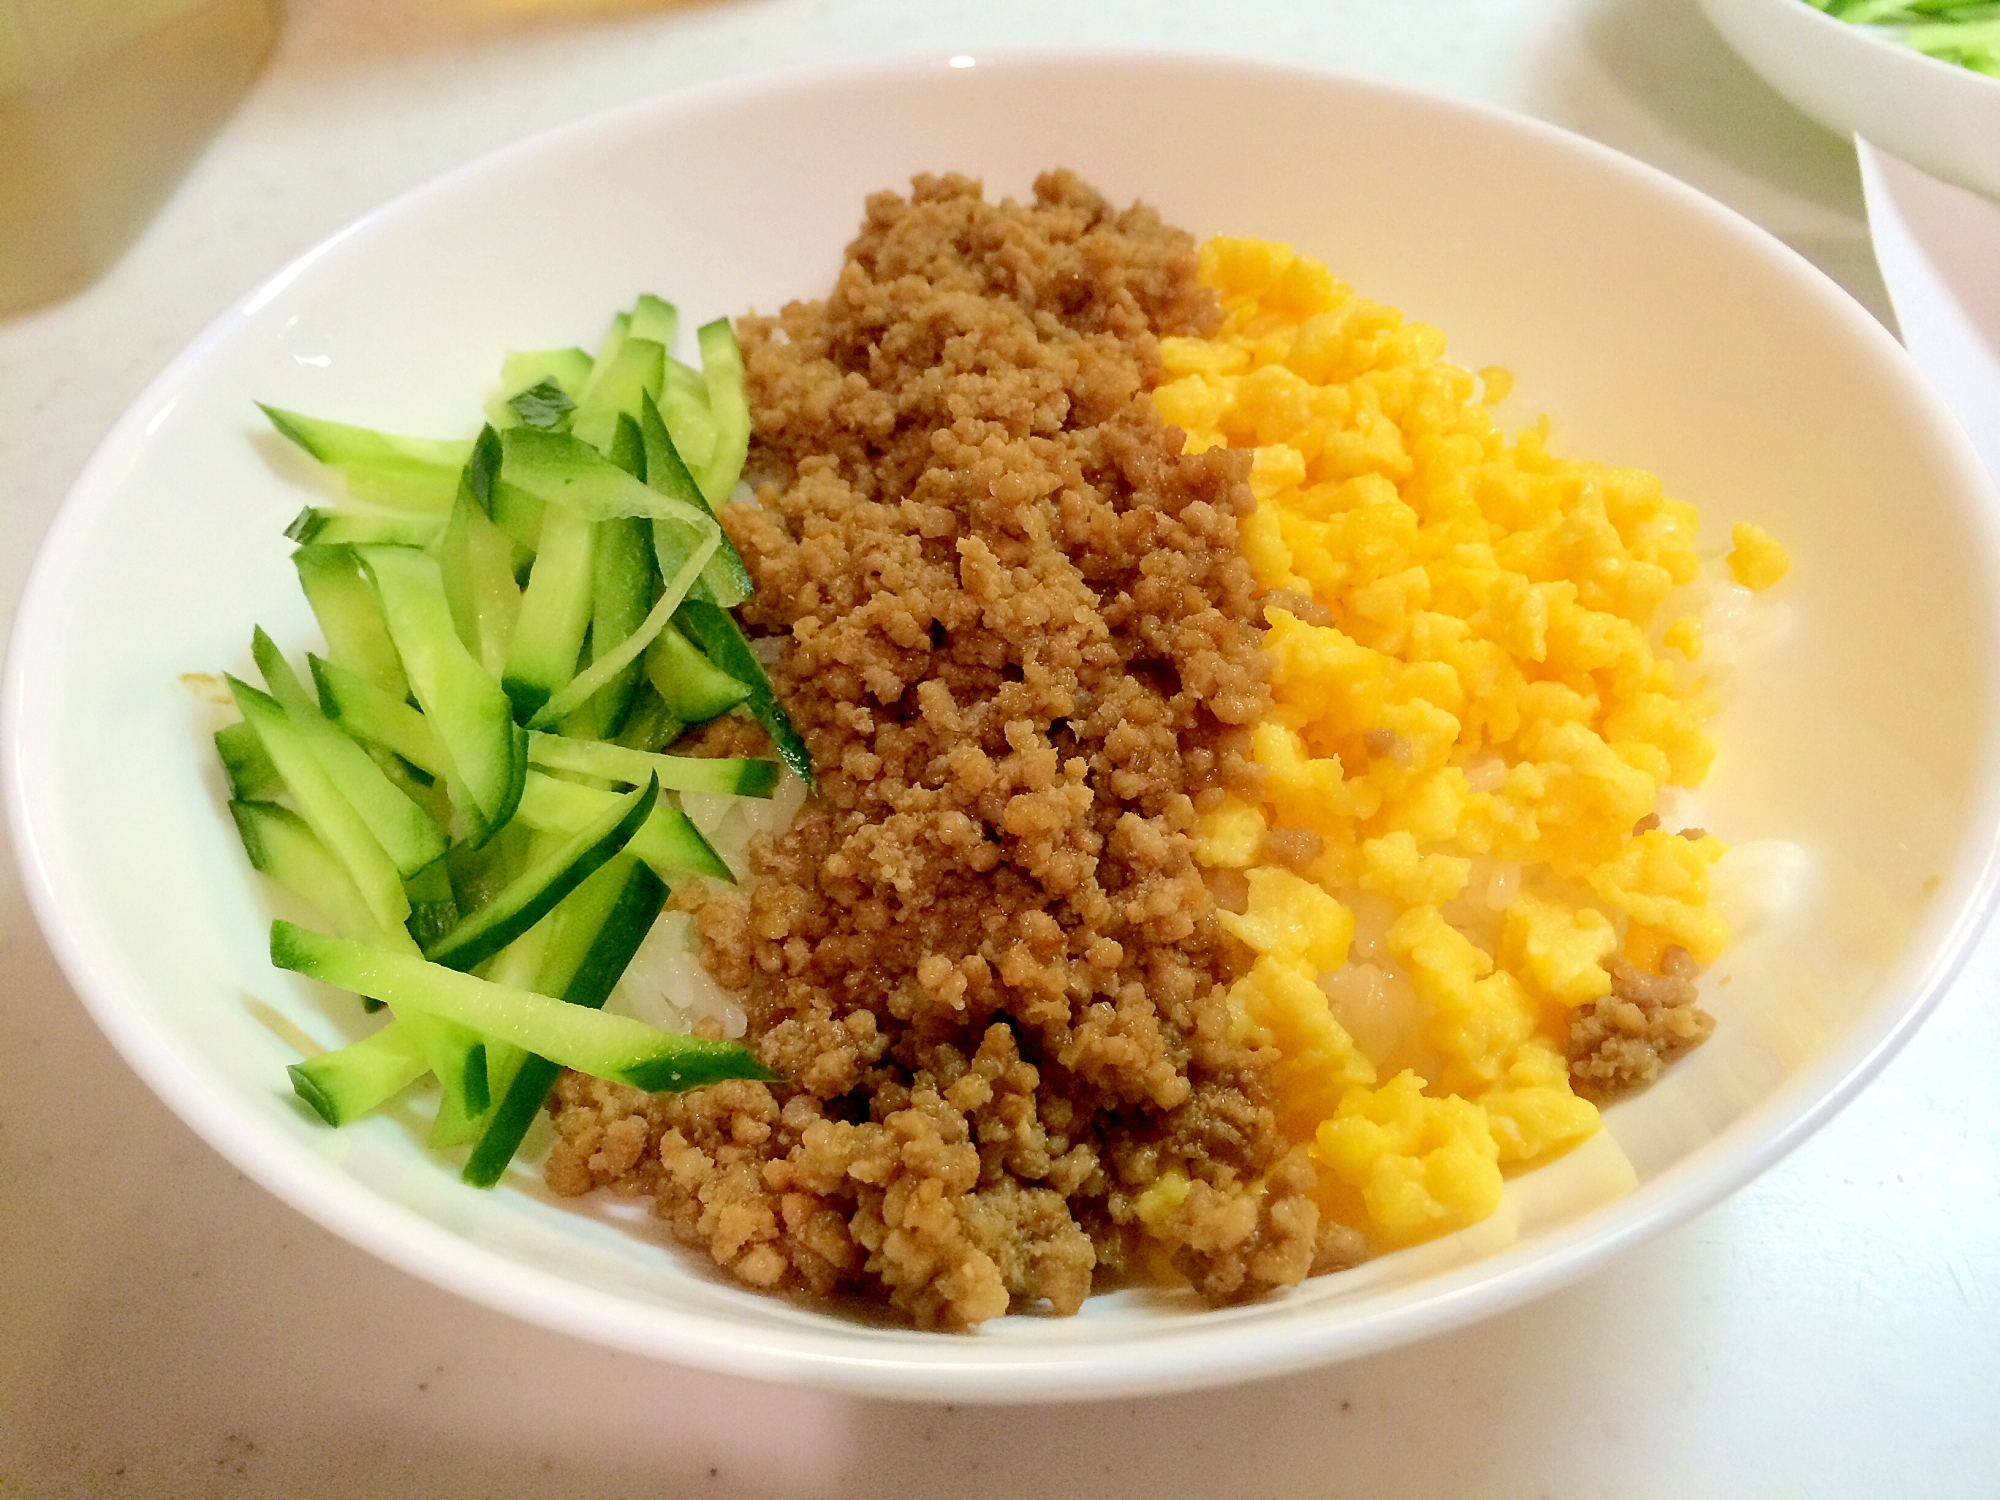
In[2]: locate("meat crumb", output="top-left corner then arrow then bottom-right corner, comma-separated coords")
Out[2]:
1258,827 -> 1323,873
543,171 -> 1313,1328
1566,947 -> 1715,1102
1360,727 -> 1412,767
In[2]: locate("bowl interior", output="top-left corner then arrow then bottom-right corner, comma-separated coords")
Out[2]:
9,51 -> 2000,1400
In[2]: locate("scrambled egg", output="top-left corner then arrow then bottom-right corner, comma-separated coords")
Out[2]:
1163,239 -> 1788,1251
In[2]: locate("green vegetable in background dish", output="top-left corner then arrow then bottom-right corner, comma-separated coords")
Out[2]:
1807,0 -> 2000,75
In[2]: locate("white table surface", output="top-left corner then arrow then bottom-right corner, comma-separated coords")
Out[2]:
3,1 -> 1995,1495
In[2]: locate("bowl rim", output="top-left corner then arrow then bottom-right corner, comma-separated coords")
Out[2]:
9,43 -> 2000,1402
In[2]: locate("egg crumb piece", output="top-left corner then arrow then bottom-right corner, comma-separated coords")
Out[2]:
1163,237 -> 1779,1253
1728,521 -> 1791,591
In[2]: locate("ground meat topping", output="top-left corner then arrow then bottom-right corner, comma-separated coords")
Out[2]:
541,171 -> 1312,1328
1566,947 -> 1716,1103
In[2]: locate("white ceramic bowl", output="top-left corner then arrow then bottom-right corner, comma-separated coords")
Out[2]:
1699,0 -> 2000,201
9,50 -> 2000,1402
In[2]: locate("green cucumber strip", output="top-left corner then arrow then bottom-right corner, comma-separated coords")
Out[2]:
606,410 -> 645,480
426,1031 -> 489,1138
572,338 -> 665,455
595,507 -> 658,641
568,510 -> 655,739
294,544 -> 411,701
459,1050 -> 569,1175
436,490 -> 520,684
645,620 -> 750,723
694,318 -> 750,509
247,625 -> 314,709
463,854 -> 670,1187
288,1020 -> 431,1126
652,508 -> 718,596
233,803 -> 468,1107
428,1054 -> 488,1148
231,799 -> 390,947
498,426 -> 720,527
371,751 -> 453,851
310,654 -> 445,777
611,683 -> 684,753
228,676 -> 410,930
524,525 -> 718,732
260,406 -> 469,513
226,803 -> 474,1113
403,857 -> 461,953
435,429 -> 522,679
627,294 -> 678,350
675,600 -> 812,786
442,817 -> 527,918
271,920 -> 774,1094
459,421 -> 500,513
422,775 -> 660,973
563,310 -> 631,446
688,540 -> 755,610
454,852 -> 614,1146
639,402 -> 753,608
637,398 -> 707,509
462,424 -> 504,516
447,910 -> 560,1142
515,770 -> 732,882
216,720 -> 284,801
357,544 -> 526,844
529,851 -> 643,1002
487,479 -> 545,559
326,462 -> 465,515
260,405 -> 472,476
286,958 -> 489,1126
659,357 -> 718,474
502,507 -> 597,723
234,786 -> 484,1121
506,379 -> 576,433
482,902 -> 557,991
485,347 -> 593,430
525,732 -> 778,798
581,311 -> 631,392
287,507 -> 446,549
252,628 -> 447,879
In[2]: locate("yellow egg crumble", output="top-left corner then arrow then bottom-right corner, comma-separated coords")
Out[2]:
1157,238 -> 1789,1251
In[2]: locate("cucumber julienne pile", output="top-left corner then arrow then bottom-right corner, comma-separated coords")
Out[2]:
217,296 -> 811,1187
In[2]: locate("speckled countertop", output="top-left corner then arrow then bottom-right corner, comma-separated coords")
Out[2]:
2,2 -> 1996,1495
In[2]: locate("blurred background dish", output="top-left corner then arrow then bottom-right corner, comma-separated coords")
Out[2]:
1698,0 -> 2000,201
0,0 -> 277,314
1858,140 -> 2000,490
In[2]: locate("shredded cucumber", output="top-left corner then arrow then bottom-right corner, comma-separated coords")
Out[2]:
214,293 -> 811,1188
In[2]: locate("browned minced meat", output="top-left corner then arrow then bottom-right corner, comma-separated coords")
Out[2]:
542,171 -> 1344,1328
1566,947 -> 1715,1103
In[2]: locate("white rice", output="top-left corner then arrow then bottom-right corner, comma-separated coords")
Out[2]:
603,766 -> 810,1037
1709,837 -> 1813,941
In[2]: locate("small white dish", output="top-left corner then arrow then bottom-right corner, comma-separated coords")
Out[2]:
1699,0 -> 2000,202
8,50 -> 2000,1401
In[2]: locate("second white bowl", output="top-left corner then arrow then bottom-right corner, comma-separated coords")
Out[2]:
1700,0 -> 2000,201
